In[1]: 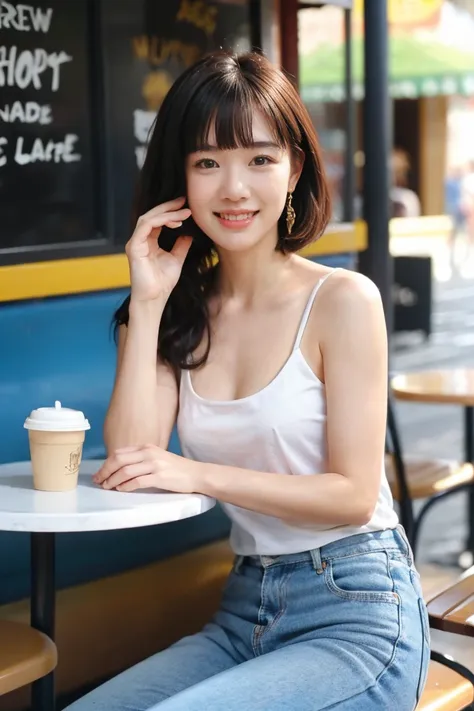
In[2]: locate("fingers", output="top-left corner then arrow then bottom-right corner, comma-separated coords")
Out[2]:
135,208 -> 191,235
171,235 -> 193,263
142,196 -> 187,218
127,204 -> 192,252
94,448 -> 146,484
116,475 -> 156,492
101,462 -> 152,490
138,197 -> 191,232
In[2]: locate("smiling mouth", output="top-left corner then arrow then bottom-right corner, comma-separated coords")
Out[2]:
214,211 -> 259,222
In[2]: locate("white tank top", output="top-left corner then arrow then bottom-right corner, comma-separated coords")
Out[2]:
177,270 -> 398,555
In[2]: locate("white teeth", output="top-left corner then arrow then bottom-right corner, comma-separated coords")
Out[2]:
219,213 -> 255,221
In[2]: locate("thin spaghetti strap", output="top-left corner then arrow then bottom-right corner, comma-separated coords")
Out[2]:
293,268 -> 340,351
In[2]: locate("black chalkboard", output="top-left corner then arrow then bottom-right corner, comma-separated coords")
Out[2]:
0,0 -> 97,250
101,0 -> 252,243
0,0 -> 253,259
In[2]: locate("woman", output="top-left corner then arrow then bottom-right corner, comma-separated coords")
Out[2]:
68,52 -> 429,710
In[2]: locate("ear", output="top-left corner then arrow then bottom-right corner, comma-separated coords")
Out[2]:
289,147 -> 304,193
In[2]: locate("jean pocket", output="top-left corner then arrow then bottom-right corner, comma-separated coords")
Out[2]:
324,550 -> 400,604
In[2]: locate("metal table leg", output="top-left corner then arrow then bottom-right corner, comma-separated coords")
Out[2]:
463,406 -> 474,568
31,532 -> 56,711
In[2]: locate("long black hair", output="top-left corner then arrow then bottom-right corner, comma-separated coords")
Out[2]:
114,51 -> 331,372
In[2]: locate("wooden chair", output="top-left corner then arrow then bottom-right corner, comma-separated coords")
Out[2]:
417,661 -> 474,710
385,397 -> 474,558
428,573 -> 474,639
417,572 -> 474,710
0,619 -> 57,696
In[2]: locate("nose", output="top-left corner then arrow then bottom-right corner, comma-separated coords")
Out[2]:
218,165 -> 251,202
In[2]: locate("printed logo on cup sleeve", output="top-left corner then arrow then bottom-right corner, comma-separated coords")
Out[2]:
65,447 -> 82,476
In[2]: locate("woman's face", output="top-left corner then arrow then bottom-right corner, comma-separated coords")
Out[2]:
185,111 -> 301,253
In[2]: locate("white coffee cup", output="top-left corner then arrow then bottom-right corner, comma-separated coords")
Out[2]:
24,401 -> 91,491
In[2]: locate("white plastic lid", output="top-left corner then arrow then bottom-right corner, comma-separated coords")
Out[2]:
24,401 -> 91,432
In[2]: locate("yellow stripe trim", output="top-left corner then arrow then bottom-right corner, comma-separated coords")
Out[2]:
299,220 -> 367,258
0,254 -> 131,303
0,221 -> 367,303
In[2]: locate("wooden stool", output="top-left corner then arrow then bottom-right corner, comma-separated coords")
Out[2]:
417,661 -> 474,710
0,619 -> 57,695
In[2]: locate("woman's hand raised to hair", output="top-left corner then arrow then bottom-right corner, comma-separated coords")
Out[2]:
125,197 -> 193,303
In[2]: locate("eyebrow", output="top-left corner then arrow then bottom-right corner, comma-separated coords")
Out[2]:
194,141 -> 282,152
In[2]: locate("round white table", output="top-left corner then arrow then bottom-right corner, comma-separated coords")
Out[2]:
0,460 -> 215,711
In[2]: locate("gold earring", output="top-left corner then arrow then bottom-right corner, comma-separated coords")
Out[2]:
286,192 -> 296,235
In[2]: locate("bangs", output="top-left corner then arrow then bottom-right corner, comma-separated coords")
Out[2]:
181,72 -> 295,155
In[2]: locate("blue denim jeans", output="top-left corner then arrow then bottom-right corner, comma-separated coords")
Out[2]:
66,526 -> 430,710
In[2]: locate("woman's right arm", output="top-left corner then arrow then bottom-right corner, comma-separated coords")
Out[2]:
103,197 -> 193,454
103,300 -> 178,453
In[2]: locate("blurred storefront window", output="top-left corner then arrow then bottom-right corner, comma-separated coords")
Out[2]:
300,1 -> 474,103
299,0 -> 474,276
298,5 -> 349,222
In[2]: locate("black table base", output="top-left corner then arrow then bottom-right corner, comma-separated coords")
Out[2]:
31,532 -> 56,711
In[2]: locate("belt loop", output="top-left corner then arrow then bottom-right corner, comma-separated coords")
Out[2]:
397,524 -> 413,565
233,555 -> 244,574
310,547 -> 326,574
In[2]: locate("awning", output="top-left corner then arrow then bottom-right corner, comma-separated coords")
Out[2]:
300,0 -> 474,102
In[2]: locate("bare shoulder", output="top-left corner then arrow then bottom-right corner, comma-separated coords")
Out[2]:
290,258 -> 380,304
311,269 -> 387,351
319,269 -> 383,316
324,268 -> 381,298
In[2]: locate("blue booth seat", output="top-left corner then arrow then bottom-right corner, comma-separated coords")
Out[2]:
0,289 -> 229,605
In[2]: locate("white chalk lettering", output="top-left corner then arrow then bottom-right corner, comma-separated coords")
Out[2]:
0,2 -> 53,33
0,100 -> 52,124
0,1 -> 16,29
135,145 -> 147,169
14,133 -> 81,164
0,46 -> 72,91
16,3 -> 29,30
28,4 -> 53,32
61,134 -> 81,162
0,136 -> 7,166
133,109 -> 155,143
134,110 -> 154,167
0,3 -> 84,171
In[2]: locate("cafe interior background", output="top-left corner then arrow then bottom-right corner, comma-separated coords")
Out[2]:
1,0 -> 474,709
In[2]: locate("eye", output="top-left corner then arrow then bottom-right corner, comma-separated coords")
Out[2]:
251,155 -> 273,166
195,158 -> 218,169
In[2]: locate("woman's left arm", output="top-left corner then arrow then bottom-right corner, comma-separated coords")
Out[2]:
95,273 -> 388,527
